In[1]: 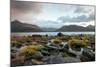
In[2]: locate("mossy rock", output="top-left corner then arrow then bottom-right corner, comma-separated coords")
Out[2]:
52,38 -> 62,45
19,45 -> 43,57
11,40 -> 22,48
68,39 -> 88,48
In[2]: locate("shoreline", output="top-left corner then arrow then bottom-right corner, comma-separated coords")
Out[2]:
11,32 -> 95,36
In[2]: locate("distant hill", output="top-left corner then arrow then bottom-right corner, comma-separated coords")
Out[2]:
41,27 -> 57,32
86,25 -> 95,31
56,25 -> 95,32
11,20 -> 95,32
11,20 -> 42,32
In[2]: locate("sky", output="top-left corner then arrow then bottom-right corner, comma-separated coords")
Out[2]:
11,1 -> 95,28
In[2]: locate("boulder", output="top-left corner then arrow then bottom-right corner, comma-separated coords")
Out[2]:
80,48 -> 95,62
11,55 -> 25,66
32,52 -> 43,60
42,55 -> 66,64
42,55 -> 81,64
41,49 -> 50,56
32,59 -> 43,65
64,57 -> 81,63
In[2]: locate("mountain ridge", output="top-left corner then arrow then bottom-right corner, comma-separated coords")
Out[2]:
11,20 -> 42,32
11,20 -> 95,32
56,25 -> 95,32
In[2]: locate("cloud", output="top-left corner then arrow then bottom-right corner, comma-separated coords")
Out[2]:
64,21 -> 95,27
11,1 -> 42,14
11,1 -> 43,22
58,13 -> 95,22
58,5 -> 95,23
34,20 -> 63,28
74,6 -> 93,13
11,1 -> 95,28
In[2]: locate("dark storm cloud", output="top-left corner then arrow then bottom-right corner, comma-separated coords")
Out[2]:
11,1 -> 43,22
11,1 -> 42,14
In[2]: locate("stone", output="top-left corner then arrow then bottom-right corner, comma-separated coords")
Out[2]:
41,49 -> 50,56
64,57 -> 81,63
42,55 -> 66,64
80,48 -> 95,62
32,52 -> 43,60
32,59 -> 43,65
11,55 -> 25,66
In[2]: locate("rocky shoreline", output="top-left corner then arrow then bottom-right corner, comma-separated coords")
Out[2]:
11,33 -> 95,67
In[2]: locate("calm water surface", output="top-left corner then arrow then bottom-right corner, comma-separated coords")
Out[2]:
11,32 -> 95,36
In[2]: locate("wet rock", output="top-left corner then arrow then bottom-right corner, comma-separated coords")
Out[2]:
11,55 -> 25,66
24,60 -> 33,66
60,45 -> 69,52
11,47 -> 18,53
64,57 -> 81,63
32,52 -> 43,60
67,48 -> 83,57
42,55 -> 66,64
57,32 -> 64,37
41,49 -> 50,56
42,55 -> 81,64
32,59 -> 43,65
67,51 -> 77,57
80,48 -> 95,62
11,53 -> 16,59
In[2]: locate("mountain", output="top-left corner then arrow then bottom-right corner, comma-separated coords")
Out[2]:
86,25 -> 95,31
56,25 -> 95,32
11,20 -> 95,32
41,27 -> 57,32
11,20 -> 42,32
